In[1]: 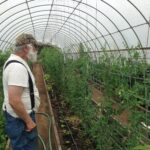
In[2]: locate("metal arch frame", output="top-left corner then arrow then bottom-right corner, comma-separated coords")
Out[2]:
1,15 -> 83,46
1,15 -> 104,56
30,4 -> 118,50
0,39 -> 13,45
1,2 -> 122,51
46,29 -> 81,53
3,27 -> 78,52
1,17 -> 96,53
33,29 -> 79,54
25,24 -> 95,52
82,0 -> 148,48
100,0 -> 146,58
71,0 -> 129,49
0,0 -> 149,52
0,0 -> 8,5
40,30 -> 80,53
44,29 -> 80,53
66,0 -> 150,54
41,31 -> 78,53
3,23 -> 90,52
0,2 -> 125,55
101,0 -> 143,47
127,0 -> 150,26
1,16 -> 81,52
79,1 -> 129,48
34,3 -> 126,51
1,12 -> 101,53
44,15 -> 91,51
2,25 -> 82,52
1,7 -> 107,52
0,39 -> 13,50
3,25 -> 80,53
0,16 -> 89,50
1,11 -> 98,52
13,11 -> 102,50
69,22 -> 147,49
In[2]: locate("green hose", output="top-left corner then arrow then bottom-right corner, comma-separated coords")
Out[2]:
38,134 -> 47,150
36,112 -> 53,150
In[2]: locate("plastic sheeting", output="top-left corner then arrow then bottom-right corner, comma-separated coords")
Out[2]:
0,0 -> 150,56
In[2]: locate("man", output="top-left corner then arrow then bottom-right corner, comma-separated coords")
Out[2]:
2,33 -> 40,150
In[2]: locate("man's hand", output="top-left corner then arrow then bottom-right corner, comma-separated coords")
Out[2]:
26,120 -> 36,132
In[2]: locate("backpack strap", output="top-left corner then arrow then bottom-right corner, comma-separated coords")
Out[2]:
4,60 -> 35,110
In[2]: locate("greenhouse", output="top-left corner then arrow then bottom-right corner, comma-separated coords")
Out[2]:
0,0 -> 150,149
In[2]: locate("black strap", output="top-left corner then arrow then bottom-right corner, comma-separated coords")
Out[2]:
4,60 -> 35,109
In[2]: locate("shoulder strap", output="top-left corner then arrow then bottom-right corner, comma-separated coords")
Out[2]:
4,60 -> 35,109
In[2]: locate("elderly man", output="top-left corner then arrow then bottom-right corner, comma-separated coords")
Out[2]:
2,33 -> 40,150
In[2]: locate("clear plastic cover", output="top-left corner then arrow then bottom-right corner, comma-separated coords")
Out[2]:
0,0 -> 149,58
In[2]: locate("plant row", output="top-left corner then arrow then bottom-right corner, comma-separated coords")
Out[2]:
39,45 -> 150,150
0,51 -> 10,149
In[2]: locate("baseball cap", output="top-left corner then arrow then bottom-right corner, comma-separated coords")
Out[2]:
15,33 -> 38,50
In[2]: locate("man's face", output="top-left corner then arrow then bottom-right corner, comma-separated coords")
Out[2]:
26,44 -> 38,62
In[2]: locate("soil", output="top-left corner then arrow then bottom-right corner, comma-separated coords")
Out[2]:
51,97 -> 96,150
113,108 -> 130,126
91,84 -> 130,126
91,86 -> 104,105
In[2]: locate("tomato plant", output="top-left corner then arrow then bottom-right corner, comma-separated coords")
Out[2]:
39,45 -> 150,149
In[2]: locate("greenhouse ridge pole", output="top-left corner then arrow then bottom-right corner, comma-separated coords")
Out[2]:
49,0 -> 82,42
25,0 -> 36,37
42,0 -> 55,43
65,47 -> 150,54
146,17 -> 150,47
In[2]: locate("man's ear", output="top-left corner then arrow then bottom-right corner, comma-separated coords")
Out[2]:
23,45 -> 29,53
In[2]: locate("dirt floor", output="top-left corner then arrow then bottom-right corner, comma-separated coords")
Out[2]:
91,86 -> 104,104
51,97 -> 96,150
91,84 -> 130,126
